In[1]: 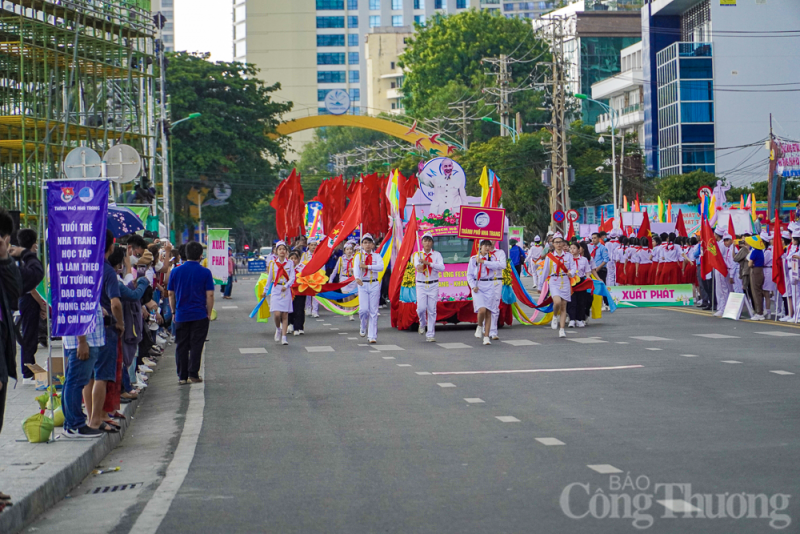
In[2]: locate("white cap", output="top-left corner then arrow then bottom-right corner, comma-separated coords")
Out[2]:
344,240 -> 356,249
308,237 -> 319,245
553,232 -> 564,240
723,233 -> 732,240
714,226 -> 726,235
793,229 -> 800,238
361,233 -> 374,243
534,235 -> 541,242
781,230 -> 791,240
275,240 -> 287,248
760,230 -> 772,242
421,232 -> 434,240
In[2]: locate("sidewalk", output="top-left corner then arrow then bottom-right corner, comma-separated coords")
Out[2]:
0,340 -> 159,534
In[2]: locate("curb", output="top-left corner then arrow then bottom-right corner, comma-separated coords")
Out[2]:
0,378 -> 147,534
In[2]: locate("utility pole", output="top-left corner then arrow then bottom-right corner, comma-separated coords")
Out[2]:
448,100 -> 471,149
499,54 -> 511,136
546,16 -> 570,234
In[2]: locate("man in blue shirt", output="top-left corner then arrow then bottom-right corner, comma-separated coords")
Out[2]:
509,239 -> 524,275
168,241 -> 214,385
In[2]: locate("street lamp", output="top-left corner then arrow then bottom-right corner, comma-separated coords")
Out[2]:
480,116 -> 519,143
575,93 -> 619,215
162,112 -> 201,241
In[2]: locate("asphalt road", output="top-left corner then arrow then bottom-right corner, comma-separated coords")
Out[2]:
31,277 -> 800,533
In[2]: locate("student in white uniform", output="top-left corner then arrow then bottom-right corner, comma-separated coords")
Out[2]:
488,242 -> 507,340
467,239 -> 505,346
539,233 -> 577,338
712,227 -> 731,317
334,241 -> 358,321
302,239 -> 320,318
414,232 -> 445,342
354,234 -> 384,343
262,241 -> 296,345
526,236 -> 544,288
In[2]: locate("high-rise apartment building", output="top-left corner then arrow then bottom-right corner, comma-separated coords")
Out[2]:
365,27 -> 412,115
151,0 -> 175,52
642,0 -> 800,182
501,2 -> 560,20
233,0 -> 498,151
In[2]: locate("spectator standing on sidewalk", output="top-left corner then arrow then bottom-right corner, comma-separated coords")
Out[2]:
223,248 -> 235,299
168,241 -> 214,385
0,208 -> 22,509
10,228 -> 45,384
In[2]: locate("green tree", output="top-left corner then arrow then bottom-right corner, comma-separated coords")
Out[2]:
167,52 -> 292,241
399,10 -> 550,144
653,170 -> 716,204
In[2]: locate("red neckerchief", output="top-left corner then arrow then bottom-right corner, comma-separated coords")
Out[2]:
424,252 -> 433,276
546,252 -> 570,275
590,246 -> 597,258
365,253 -> 373,267
344,257 -> 353,275
274,260 -> 289,283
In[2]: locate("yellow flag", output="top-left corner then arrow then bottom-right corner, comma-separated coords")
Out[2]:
479,166 -> 489,206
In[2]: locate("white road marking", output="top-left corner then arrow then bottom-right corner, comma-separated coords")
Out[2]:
238,348 -> 267,354
630,336 -> 673,341
616,342 -> 629,344
645,348 -> 662,351
721,360 -> 742,364
694,333 -> 739,339
464,398 -> 485,403
130,348 -> 206,533
431,364 -> 643,376
680,354 -> 699,358
348,337 -> 357,340
496,416 -> 521,423
373,345 -> 405,351
415,371 -> 432,375
437,342 -> 472,349
323,323 -> 332,326
316,319 -> 323,321
221,306 -> 239,309
755,331 -> 800,337
338,332 -> 347,335
358,344 -> 368,347
330,328 -> 339,331
587,464 -> 622,474
657,499 -> 702,513
306,346 -> 335,353
437,382 -> 456,388
535,438 -> 565,446
770,370 -> 795,375
382,356 -> 396,360
567,338 -> 608,344
397,364 -> 412,367
502,339 -> 540,346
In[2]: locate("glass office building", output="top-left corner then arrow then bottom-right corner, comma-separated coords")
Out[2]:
656,42 -> 714,176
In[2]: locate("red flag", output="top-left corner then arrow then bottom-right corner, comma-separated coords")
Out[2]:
378,175 -> 389,236
389,206 -> 418,309
728,213 -> 736,240
599,218 -> 614,233
634,193 -> 640,212
667,200 -> 672,223
675,209 -> 688,237
773,210 -> 786,295
566,221 -> 575,242
346,176 -> 358,200
299,184 -> 362,276
270,178 -> 289,239
700,216 -> 727,278
403,173 -> 419,204
285,169 -> 305,241
361,173 -> 382,237
637,209 -> 652,247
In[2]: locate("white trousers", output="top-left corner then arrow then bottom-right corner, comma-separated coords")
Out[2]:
714,270 -> 731,311
607,261 -> 616,287
358,281 -> 381,340
416,282 -> 439,338
490,283 -> 503,337
305,297 -> 319,315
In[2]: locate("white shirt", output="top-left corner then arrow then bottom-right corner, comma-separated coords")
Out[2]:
354,251 -> 384,283
414,250 -> 445,283
526,245 -> 543,263
466,253 -> 505,290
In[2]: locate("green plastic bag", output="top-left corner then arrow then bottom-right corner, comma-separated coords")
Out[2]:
24,394 -> 54,443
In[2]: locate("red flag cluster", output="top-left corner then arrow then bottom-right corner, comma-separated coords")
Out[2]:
317,176 -> 346,236
270,169 -> 305,241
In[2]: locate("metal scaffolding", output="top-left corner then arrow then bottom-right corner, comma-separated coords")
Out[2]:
0,0 -> 157,225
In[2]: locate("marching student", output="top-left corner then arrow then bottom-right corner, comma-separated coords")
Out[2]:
567,242 -> 591,328
262,241 -> 295,345
333,241 -> 358,321
539,233 -> 576,338
354,234 -> 384,344
467,239 -> 505,346
526,236 -> 544,288
615,236 -> 629,286
414,232 -> 445,342
287,251 -> 306,336
651,235 -> 664,285
628,238 -> 641,285
605,231 -> 620,287
302,239 -> 321,318
712,228 -> 732,317
660,233 -> 681,285
488,242 -> 507,341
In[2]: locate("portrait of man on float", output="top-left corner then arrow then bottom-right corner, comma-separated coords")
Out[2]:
418,157 -> 468,216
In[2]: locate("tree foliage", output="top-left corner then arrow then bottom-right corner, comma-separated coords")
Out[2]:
399,10 -> 550,144
295,126 -> 393,179
652,170 -> 717,204
167,52 -> 292,240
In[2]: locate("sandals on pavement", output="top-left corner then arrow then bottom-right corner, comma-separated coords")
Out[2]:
97,422 -> 119,433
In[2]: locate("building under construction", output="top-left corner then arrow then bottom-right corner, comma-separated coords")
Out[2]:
0,0 -> 159,226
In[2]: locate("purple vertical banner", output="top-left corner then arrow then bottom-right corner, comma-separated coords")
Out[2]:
48,180 -> 109,337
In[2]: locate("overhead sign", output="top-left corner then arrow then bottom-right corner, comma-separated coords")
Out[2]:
457,205 -> 505,241
324,89 -> 351,116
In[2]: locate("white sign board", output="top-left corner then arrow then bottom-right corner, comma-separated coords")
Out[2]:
722,292 -> 745,320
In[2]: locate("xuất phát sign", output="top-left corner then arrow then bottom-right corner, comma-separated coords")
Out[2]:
608,284 -> 695,308
208,228 -> 229,285
47,180 -> 109,337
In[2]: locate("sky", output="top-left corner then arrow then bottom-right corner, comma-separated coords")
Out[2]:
173,0 -> 233,62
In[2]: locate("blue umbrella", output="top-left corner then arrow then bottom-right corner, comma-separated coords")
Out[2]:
107,206 -> 145,237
